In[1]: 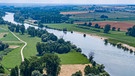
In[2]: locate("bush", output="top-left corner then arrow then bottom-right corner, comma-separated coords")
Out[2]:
72,70 -> 82,76
3,34 -> 7,37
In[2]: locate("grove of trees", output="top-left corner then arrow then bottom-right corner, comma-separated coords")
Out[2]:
126,25 -> 135,37
12,54 -> 61,76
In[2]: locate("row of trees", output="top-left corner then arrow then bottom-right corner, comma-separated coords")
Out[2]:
8,23 -> 25,34
11,53 -> 61,76
81,22 -> 120,33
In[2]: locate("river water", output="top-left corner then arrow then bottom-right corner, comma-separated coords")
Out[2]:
3,12 -> 135,76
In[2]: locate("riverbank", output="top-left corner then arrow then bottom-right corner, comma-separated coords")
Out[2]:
45,23 -> 135,52
75,31 -> 107,40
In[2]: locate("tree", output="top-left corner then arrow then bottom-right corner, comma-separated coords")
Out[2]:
27,26 -> 36,37
41,33 -> 57,42
10,66 -> 18,76
20,58 -> 30,76
112,27 -> 116,31
117,28 -> 120,31
38,22 -> 44,28
0,65 -> 4,73
126,25 -> 135,37
84,65 -> 91,75
104,24 -> 111,33
88,52 -> 94,62
31,70 -> 42,76
84,22 -> 87,26
41,54 -> 61,76
100,15 -> 108,18
88,22 -> 92,27
57,44 -> 70,54
98,64 -> 105,73
20,25 -> 25,34
20,57 -> 43,76
94,23 -> 100,28
72,70 -> 82,76
36,42 -> 42,55
15,24 -> 20,33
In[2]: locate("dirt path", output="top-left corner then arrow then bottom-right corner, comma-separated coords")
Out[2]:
10,31 -> 27,62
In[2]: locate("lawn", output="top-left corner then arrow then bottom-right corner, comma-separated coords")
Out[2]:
46,23 -> 135,47
0,25 -> 23,69
15,33 -> 41,59
1,45 -> 23,68
0,32 -> 40,68
57,51 -> 89,64
1,32 -> 19,41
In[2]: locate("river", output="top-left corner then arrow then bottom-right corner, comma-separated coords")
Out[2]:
3,12 -> 135,76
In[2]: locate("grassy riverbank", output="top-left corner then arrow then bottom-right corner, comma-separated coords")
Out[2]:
57,51 -> 89,64
45,23 -> 135,47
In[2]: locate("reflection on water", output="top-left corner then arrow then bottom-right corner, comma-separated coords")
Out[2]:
3,12 -> 135,76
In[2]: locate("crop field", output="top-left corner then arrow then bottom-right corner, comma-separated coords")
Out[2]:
74,21 -> 135,31
61,11 -> 135,22
60,11 -> 89,15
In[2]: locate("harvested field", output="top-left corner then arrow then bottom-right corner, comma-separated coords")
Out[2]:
60,11 -> 88,15
9,45 -> 19,49
59,64 -> 91,76
74,21 -> 135,31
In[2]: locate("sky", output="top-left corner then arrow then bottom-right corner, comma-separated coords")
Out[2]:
0,0 -> 135,4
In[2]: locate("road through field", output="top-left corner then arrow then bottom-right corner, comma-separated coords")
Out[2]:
10,31 -> 27,62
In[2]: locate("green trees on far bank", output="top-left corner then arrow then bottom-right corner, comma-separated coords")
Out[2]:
83,22 -> 92,27
104,24 -> 111,33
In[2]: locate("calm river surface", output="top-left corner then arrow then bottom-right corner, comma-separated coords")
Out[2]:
3,12 -> 135,76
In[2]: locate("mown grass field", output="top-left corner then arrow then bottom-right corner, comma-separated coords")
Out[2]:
15,33 -> 40,59
46,23 -> 135,47
1,45 -> 23,68
57,51 -> 89,64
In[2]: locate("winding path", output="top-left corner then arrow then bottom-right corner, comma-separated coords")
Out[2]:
10,31 -> 27,62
